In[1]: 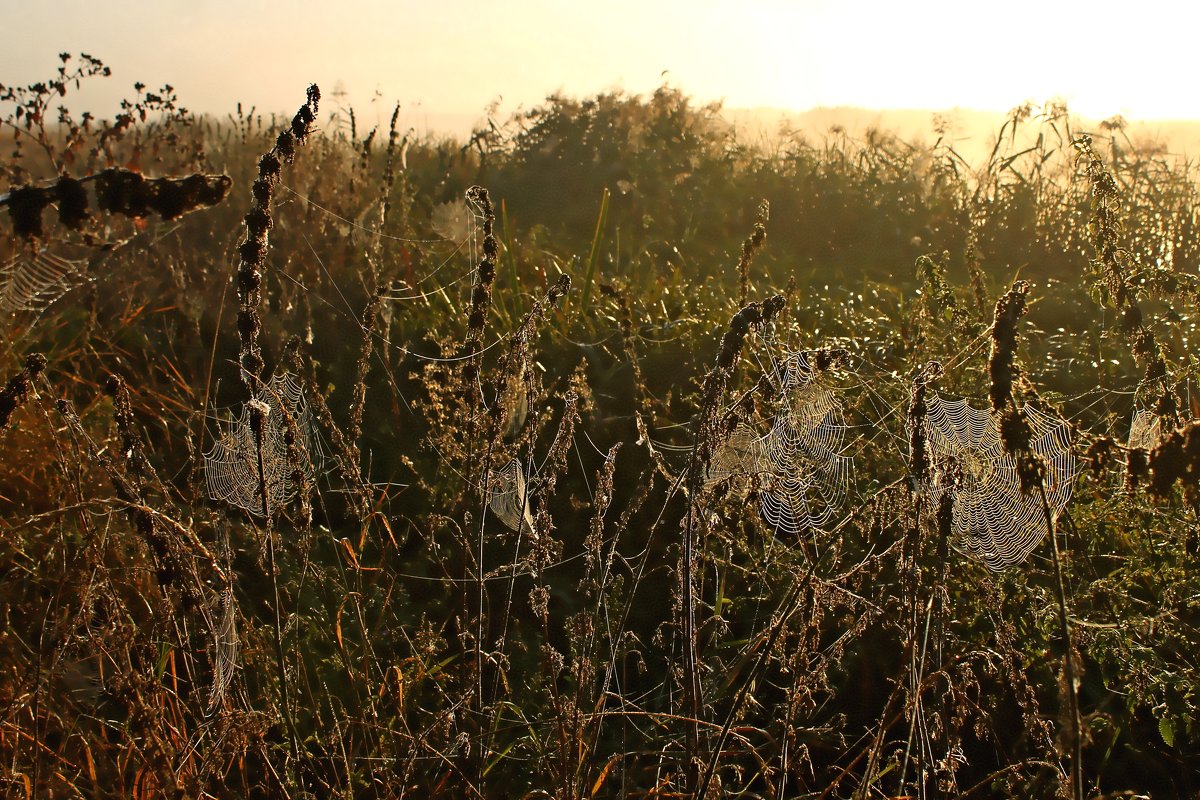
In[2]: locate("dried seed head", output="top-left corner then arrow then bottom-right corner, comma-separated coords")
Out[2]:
275,130 -> 296,162
813,347 -> 849,373
0,353 -> 47,433
457,185 -> 498,393
251,178 -> 273,205
736,199 -> 769,306
989,280 -> 1030,413
55,175 -> 89,228
1147,421 -> 1200,502
1126,447 -> 1149,490
234,86 -> 321,392
243,206 -> 272,233
258,153 -> 282,179
292,85 -> 320,141
1085,435 -> 1115,477
716,295 -> 785,372
907,360 -> 942,489
7,186 -> 51,238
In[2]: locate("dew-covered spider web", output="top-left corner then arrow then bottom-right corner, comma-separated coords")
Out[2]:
0,250 -> 89,320
487,457 -> 535,536
204,373 -> 325,517
917,391 -> 1076,570
1128,408 -> 1163,451
207,581 -> 238,713
705,423 -> 770,497
760,351 -> 854,534
706,350 -> 853,535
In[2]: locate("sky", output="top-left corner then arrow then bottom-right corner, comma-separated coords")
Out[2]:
2,0 -> 1199,137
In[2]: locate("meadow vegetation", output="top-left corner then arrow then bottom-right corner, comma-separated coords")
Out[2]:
2,54 -> 1200,798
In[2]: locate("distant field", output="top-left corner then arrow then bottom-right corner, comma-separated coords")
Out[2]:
729,104 -> 1200,161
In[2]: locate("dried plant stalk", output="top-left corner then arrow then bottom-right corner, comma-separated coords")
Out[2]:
234,84 -> 320,390
2,168 -> 232,239
0,353 -> 46,433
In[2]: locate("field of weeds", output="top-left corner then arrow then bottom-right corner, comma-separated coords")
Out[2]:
2,55 -> 1200,798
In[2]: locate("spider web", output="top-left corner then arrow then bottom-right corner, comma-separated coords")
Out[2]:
706,350 -> 853,535
1128,408 -> 1162,450
918,391 -> 1076,570
207,582 -> 238,713
204,373 -> 324,516
759,351 -> 853,534
487,457 -> 535,536
705,423 -> 770,496
0,250 -> 89,320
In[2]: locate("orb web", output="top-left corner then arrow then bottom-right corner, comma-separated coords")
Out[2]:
487,457 -> 535,536
430,198 -> 476,245
0,250 -> 89,319
204,373 -> 324,516
704,350 -> 852,536
917,391 -> 1076,570
758,351 -> 853,535
704,423 -> 769,497
1128,408 -> 1162,450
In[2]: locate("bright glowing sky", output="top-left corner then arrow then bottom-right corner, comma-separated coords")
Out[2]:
2,0 -> 1197,134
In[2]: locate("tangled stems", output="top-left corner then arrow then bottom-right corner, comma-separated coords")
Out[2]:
681,294 -> 785,792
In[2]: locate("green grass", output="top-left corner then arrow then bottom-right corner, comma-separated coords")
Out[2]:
1,60 -> 1200,798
